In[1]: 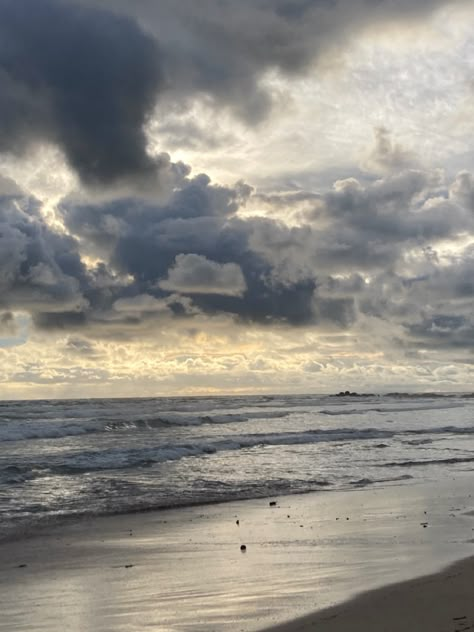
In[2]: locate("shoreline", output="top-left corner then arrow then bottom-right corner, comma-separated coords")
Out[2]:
1,477 -> 474,631
262,554 -> 474,631
0,475 -> 426,545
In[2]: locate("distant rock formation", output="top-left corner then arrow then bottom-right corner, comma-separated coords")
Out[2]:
332,391 -> 374,397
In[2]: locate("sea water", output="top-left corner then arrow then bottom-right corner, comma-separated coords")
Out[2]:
1,393 -> 474,541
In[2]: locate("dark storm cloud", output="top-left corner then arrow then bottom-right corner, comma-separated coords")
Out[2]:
4,159 -> 474,347
0,0 -> 163,186
296,171 -> 472,272
406,315 -> 474,351
70,0 -> 452,126
0,184 -> 141,332
0,191 -> 88,313
0,0 -> 457,187
54,159 -> 474,338
0,173 -> 326,330
58,172 -> 359,327
59,178 -> 320,326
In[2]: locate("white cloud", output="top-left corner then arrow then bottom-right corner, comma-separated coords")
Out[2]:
159,254 -> 247,297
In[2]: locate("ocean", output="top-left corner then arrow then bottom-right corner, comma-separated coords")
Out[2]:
1,393 -> 474,542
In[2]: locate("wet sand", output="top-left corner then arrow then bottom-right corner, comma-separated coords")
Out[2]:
1,476 -> 474,631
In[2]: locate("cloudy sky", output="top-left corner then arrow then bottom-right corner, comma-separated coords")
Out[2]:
1,0 -> 474,398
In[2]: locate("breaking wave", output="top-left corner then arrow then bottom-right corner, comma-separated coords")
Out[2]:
0,410 -> 291,442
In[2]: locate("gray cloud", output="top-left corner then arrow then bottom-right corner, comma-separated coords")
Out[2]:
450,172 -> 474,212
159,254 -> 247,297
65,336 -> 98,356
76,0 -> 451,126
0,0 -> 163,187
0,0 -> 459,187
364,127 -> 419,174
57,170 -> 354,327
406,314 -> 474,351
113,294 -> 171,314
0,311 -> 17,335
53,159 -> 474,341
3,141 -> 474,355
0,192 -> 88,314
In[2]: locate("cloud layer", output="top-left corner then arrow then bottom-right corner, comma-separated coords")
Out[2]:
1,148 -> 473,362
1,0 -> 473,395
0,0 -> 461,187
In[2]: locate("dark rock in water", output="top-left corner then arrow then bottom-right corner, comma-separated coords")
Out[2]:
332,391 -> 375,397
269,501 -> 277,507
236,520 -> 239,526
240,544 -> 247,552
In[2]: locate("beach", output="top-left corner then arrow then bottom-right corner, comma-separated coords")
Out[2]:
2,0 -> 474,627
1,475 -> 474,631
265,555 -> 474,632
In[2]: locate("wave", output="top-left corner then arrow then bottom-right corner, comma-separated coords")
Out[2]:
4,422 -> 474,479
349,474 -> 413,487
2,427 -> 396,480
319,403 -> 464,416
0,410 -> 291,443
383,456 -> 474,468
0,465 -> 38,485
0,422 -> 93,442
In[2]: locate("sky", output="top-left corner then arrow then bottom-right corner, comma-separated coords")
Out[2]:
1,0 -> 474,399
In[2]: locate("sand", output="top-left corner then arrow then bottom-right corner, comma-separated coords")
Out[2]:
1,476 -> 474,631
264,556 -> 474,632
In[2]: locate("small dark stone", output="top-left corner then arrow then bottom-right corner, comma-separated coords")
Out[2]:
17,564 -> 27,568
124,564 -> 134,568
236,519 -> 239,526
240,544 -> 247,552
269,501 -> 277,507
